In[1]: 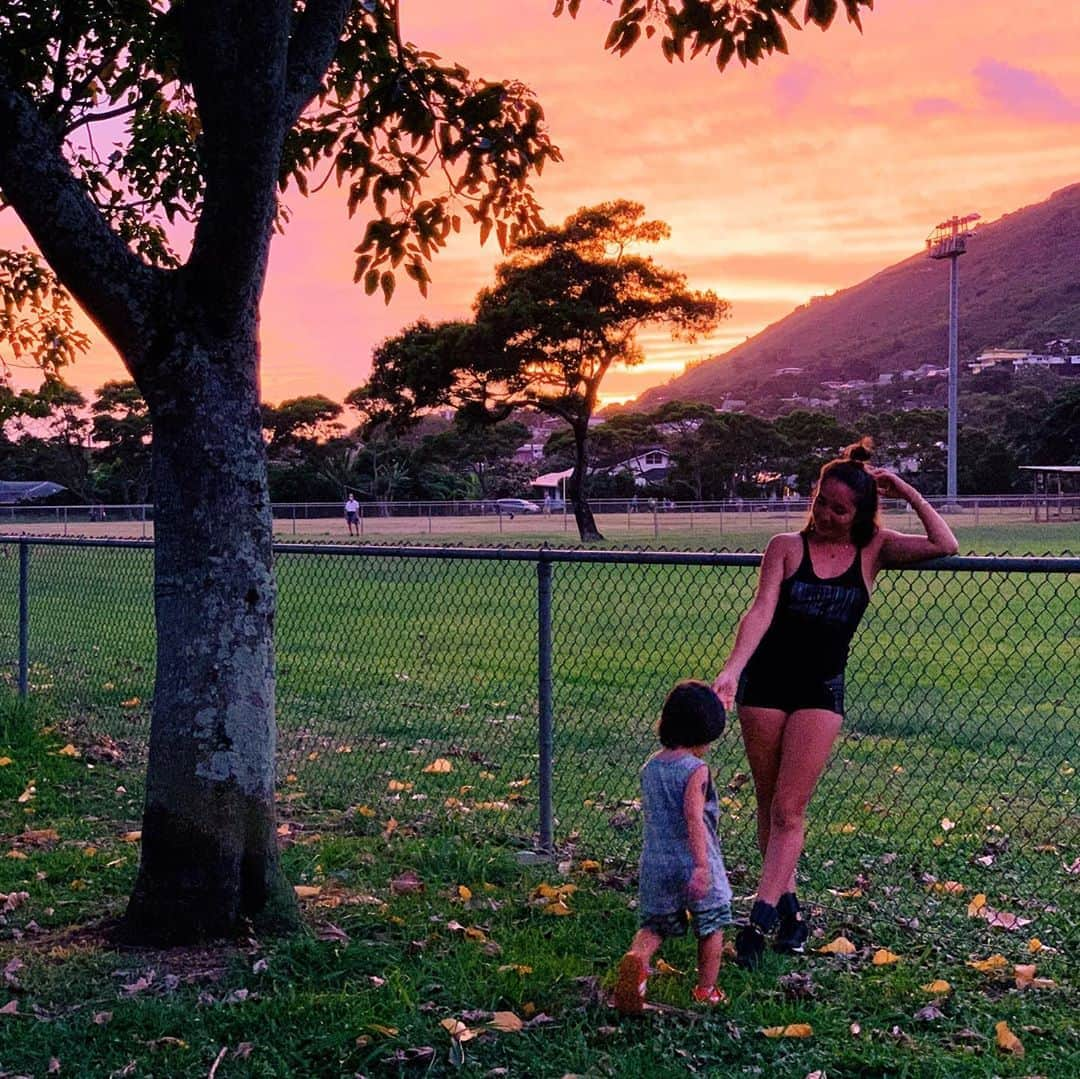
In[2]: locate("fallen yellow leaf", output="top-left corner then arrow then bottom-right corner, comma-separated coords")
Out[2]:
488,1011 -> 523,1033
818,936 -> 856,955
579,859 -> 601,872
387,779 -> 413,792
929,880 -> 965,894
966,893 -> 988,917
1014,964 -> 1056,990
121,831 -> 141,843
57,744 -> 80,758
654,958 -> 684,975
440,1018 -> 478,1042
543,900 -> 573,916
479,771 -> 496,780
1027,937 -> 1043,953
422,758 -> 453,774
967,953 -> 1008,973
0,757 -> 12,767
761,1023 -> 813,1038
497,964 -> 533,975
921,980 -> 952,994
120,697 -> 140,709
294,885 -> 321,899
5,850 -> 27,861
872,949 -> 901,965
994,1020 -> 1024,1057
366,1023 -> 399,1038
457,885 -> 472,901
356,805 -> 376,818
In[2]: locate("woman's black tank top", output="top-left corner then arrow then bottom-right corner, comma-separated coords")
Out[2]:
746,533 -> 871,680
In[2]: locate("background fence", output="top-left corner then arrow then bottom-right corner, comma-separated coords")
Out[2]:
2,492 -> 1078,542
2,537 -> 1077,937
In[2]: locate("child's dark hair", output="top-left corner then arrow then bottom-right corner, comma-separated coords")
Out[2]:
658,679 -> 726,749
803,437 -> 880,547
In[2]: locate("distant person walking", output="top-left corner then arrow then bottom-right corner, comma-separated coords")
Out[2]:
712,439 -> 958,968
344,492 -> 360,536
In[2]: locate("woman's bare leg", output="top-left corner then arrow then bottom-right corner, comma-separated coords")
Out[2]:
756,708 -> 842,906
738,705 -> 790,886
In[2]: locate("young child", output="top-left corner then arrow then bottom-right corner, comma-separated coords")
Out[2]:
614,680 -> 733,1014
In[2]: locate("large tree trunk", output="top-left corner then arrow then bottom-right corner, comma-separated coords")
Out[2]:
569,422 -> 603,543
121,321 -> 296,945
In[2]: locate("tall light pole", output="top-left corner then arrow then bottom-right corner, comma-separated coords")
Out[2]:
927,213 -> 979,503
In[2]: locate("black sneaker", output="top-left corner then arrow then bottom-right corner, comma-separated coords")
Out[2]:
773,892 -> 809,955
735,900 -> 778,969
734,923 -> 767,969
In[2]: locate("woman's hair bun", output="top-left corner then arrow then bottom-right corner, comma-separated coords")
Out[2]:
843,437 -> 874,465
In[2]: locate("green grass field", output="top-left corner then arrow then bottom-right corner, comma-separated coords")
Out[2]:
0,523 -> 1076,1076
0,702 -> 1076,1078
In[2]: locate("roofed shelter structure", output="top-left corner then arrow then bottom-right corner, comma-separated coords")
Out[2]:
0,481 -> 66,505
1019,466 -> 1080,521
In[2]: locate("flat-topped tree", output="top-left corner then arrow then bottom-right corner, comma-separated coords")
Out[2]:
0,1 -> 871,944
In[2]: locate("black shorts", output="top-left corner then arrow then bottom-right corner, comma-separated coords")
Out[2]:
737,666 -> 845,717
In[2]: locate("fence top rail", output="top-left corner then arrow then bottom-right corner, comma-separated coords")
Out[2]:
4,534 -> 1074,573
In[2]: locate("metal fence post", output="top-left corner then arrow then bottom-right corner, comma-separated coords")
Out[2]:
537,556 -> 554,853
18,541 -> 29,698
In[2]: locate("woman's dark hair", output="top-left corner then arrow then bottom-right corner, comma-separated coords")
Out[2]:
658,679 -> 726,749
803,437 -> 880,547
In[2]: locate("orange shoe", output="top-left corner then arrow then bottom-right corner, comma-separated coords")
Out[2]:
691,985 -> 728,1006
613,953 -> 648,1015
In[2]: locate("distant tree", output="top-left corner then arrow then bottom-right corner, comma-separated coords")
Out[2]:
1019,383 -> 1080,465
262,395 -> 344,458
360,202 -> 727,540
1,0 -> 872,943
669,412 -> 784,500
957,428 -> 1019,494
91,381 -> 153,505
772,410 -> 856,492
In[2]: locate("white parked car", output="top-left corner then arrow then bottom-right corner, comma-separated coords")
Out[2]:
494,498 -> 541,517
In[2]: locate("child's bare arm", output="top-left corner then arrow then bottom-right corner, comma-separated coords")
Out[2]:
684,764 -> 711,900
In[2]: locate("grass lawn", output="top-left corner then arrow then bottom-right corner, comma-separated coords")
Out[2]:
0,702 -> 1077,1078
0,525 -> 1075,1075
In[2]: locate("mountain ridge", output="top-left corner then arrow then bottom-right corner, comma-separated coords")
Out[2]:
634,183 -> 1080,412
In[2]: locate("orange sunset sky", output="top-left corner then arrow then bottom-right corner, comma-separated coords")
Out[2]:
3,0 -> 1080,409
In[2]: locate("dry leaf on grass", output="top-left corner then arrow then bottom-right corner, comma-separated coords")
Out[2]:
488,1011 -> 523,1032
390,871 -> 424,895
872,949 -> 901,966
761,1023 -> 813,1038
497,964 -> 532,976
921,980 -> 951,994
293,885 -> 321,900
422,758 -> 453,774
994,1020 -> 1024,1056
1013,964 -> 1056,990
818,936 -> 856,955
967,954 -> 1008,973
440,1018 -> 479,1043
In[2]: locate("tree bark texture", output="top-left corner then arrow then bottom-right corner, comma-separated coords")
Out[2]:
119,313 -> 296,943
569,422 -> 604,542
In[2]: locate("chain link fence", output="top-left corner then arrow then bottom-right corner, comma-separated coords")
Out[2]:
2,537 -> 1076,937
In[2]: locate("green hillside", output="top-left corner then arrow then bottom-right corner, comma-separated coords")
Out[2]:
637,183 -> 1080,410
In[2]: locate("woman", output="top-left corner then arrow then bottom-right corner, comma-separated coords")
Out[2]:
713,440 -> 958,968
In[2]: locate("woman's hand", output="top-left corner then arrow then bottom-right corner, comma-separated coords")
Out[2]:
866,466 -> 912,501
688,864 -> 711,901
712,668 -> 738,713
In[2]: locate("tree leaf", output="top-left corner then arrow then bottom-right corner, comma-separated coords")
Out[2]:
872,949 -> 901,965
994,1020 -> 1024,1056
817,935 -> 856,955
488,1011 -> 523,1032
921,979 -> 951,993
761,1023 -> 813,1038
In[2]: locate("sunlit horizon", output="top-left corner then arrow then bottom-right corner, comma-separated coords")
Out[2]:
2,1 -> 1079,414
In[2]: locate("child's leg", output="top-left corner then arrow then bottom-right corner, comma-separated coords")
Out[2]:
696,930 -> 723,991
614,928 -> 663,1015
626,927 -> 663,965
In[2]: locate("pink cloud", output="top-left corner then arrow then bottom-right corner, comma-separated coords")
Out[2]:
974,59 -> 1080,121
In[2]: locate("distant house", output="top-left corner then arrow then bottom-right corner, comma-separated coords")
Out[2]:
0,480 -> 66,505
512,442 -> 547,464
720,398 -> 746,413
611,447 -> 671,487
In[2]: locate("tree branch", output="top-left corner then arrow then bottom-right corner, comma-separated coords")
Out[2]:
0,67 -> 161,368
283,0 -> 351,127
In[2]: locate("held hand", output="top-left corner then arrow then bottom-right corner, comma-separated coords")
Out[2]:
712,668 -> 738,712
688,864 -> 711,901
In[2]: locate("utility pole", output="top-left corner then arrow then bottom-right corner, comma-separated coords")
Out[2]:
927,213 -> 979,503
